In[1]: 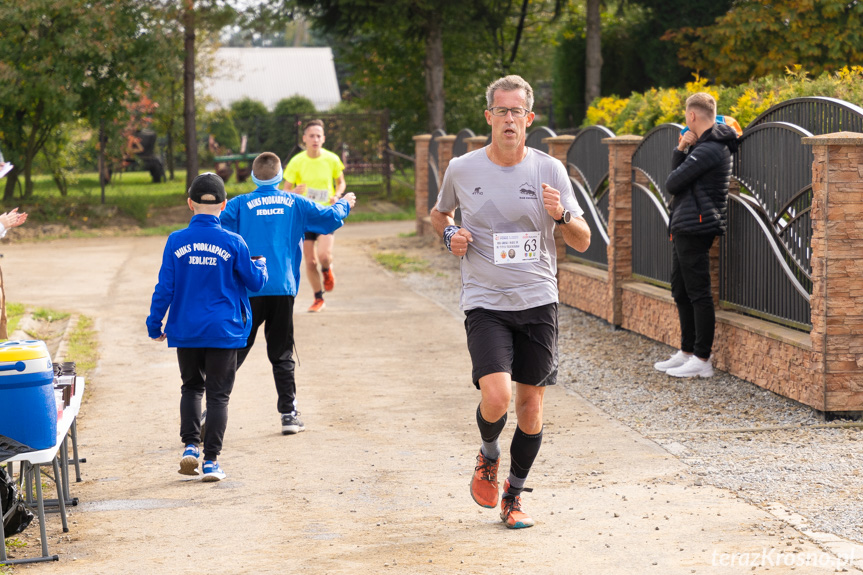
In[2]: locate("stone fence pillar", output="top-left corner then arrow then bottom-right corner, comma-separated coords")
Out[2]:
604,136 -> 643,327
544,135 -> 575,164
544,136 -> 577,260
466,136 -> 488,153
413,134 -> 432,235
803,132 -> 863,411
436,135 -> 458,189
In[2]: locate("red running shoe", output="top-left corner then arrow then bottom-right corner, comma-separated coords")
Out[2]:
322,267 -> 335,292
470,450 -> 499,508
500,480 -> 535,529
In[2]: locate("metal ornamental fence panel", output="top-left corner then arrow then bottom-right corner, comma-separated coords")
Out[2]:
720,195 -> 812,329
569,178 -> 611,268
566,125 -> 615,267
721,121 -> 815,330
724,97 -> 863,329
629,124 -> 683,286
525,126 -> 555,154
452,128 -> 475,158
748,96 -> 863,134
632,186 -> 673,287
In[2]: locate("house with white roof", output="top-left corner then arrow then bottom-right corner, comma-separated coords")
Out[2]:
201,47 -> 341,111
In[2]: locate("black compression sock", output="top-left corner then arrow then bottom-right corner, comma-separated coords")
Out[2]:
476,404 -> 507,461
506,425 -> 543,497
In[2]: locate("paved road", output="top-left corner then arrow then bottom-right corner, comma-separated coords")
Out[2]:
2,221 -> 853,574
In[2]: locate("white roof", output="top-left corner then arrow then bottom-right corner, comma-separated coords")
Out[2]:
201,47 -> 341,111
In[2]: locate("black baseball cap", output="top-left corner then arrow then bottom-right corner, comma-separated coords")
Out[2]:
188,172 -> 227,204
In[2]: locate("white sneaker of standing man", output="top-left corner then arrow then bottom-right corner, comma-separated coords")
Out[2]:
653,350 -> 690,372
666,354 -> 714,378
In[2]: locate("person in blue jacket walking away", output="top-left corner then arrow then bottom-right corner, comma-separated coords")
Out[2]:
147,173 -> 268,482
220,152 -> 355,435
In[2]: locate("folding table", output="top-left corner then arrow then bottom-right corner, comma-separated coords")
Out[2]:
0,377 -> 85,565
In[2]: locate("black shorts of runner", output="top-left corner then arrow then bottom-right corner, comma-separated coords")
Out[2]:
463,303 -> 559,390
304,232 -> 319,241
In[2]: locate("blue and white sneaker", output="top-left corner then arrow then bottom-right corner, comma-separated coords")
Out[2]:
201,460 -> 226,482
178,444 -> 200,476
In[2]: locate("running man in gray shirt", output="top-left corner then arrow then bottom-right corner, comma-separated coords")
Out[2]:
431,75 -> 591,529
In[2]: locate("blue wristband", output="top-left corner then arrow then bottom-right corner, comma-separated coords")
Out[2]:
443,225 -> 460,252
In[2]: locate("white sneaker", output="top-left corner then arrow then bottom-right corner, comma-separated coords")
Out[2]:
666,355 -> 714,378
654,350 -> 691,372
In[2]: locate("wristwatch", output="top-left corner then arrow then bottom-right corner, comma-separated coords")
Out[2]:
555,209 -> 571,225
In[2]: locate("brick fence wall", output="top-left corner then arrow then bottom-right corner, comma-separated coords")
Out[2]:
412,131 -> 863,414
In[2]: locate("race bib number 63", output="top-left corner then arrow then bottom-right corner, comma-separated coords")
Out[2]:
493,231 -> 541,265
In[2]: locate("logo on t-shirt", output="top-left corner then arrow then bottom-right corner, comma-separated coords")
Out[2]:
519,183 -> 538,199
473,186 -> 483,195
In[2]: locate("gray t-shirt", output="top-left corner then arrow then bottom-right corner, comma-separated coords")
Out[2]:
435,147 -> 584,311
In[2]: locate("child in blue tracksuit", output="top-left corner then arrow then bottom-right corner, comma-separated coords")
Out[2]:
147,173 -> 268,482
220,152 -> 355,435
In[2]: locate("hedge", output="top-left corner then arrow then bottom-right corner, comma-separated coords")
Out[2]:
584,66 -> 863,134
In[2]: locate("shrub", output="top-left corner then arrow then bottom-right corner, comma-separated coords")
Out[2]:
269,96 -> 317,157
208,110 -> 240,153
230,98 -> 270,152
583,66 -> 863,134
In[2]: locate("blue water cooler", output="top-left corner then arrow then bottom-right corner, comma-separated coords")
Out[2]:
0,340 -> 57,450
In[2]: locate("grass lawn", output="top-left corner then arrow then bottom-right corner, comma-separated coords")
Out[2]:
12,168 -> 415,232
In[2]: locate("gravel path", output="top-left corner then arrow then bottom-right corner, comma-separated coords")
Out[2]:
380,232 -> 863,546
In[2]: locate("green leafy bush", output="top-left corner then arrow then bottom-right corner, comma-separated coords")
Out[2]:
208,110 -> 240,153
584,66 -> 863,134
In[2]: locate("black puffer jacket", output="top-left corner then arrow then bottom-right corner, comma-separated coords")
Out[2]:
666,122 -> 739,236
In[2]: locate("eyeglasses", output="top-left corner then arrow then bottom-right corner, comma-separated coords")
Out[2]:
487,106 -> 531,118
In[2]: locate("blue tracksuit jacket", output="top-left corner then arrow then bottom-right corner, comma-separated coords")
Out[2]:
220,185 -> 351,297
146,214 -> 268,348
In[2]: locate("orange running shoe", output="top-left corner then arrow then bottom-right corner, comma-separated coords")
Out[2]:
322,267 -> 335,292
469,450 -> 499,508
500,480 -> 535,529
308,298 -> 326,313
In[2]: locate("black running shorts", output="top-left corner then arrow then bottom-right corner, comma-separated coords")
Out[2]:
463,303 -> 559,389
304,232 -> 319,241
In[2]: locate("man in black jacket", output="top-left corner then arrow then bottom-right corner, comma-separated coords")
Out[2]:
654,92 -> 739,378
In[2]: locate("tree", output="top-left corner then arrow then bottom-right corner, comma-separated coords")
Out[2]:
585,0 -> 602,113
144,0 -> 234,190
76,3 -> 162,202
670,0 -> 863,85
0,0 -> 154,201
554,4 -> 653,127
183,0 -> 199,190
145,0 -> 231,183
149,38 -> 186,181
553,0 -> 735,127
630,0 -> 734,87
291,0 -> 473,133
